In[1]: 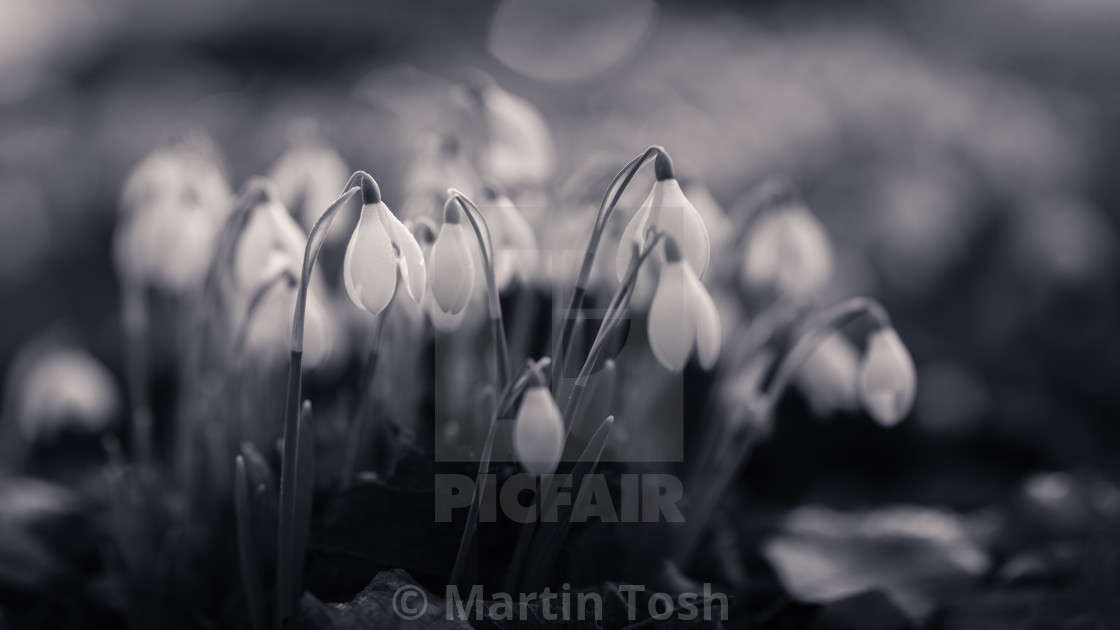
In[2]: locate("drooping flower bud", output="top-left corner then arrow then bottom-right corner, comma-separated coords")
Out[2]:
242,275 -> 332,370
513,381 -> 565,475
7,338 -> 120,444
429,198 -> 476,315
229,180 -> 333,368
113,132 -> 232,294
232,178 -> 306,293
647,238 -> 721,373
465,75 -> 555,188
343,177 -> 427,315
617,152 -> 711,283
479,187 -> 538,290
796,332 -> 861,416
858,327 -> 917,427
268,127 -> 351,242
741,199 -> 833,301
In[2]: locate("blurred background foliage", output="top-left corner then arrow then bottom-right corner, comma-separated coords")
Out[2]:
1,0 -> 1120,626
2,0 -> 1118,482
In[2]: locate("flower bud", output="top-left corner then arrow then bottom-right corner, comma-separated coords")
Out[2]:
741,201 -> 833,301
478,188 -> 539,290
617,155 -> 711,283
268,131 -> 351,242
242,276 -> 332,370
858,327 -> 917,427
647,238 -> 721,373
232,179 -> 306,294
467,76 -> 555,188
7,339 -> 120,443
514,385 -> 565,475
429,199 -> 476,315
796,332 -> 861,416
343,178 -> 427,315
113,133 -> 232,294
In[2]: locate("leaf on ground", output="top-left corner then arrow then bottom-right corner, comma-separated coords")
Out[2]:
762,504 -> 993,621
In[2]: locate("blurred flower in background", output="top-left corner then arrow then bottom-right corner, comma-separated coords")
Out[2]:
0,1 -> 1117,623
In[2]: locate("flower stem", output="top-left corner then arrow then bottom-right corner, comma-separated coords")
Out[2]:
276,172 -> 365,628
340,312 -> 389,488
554,146 -> 666,375
560,231 -> 663,454
451,190 -> 511,390
448,394 -> 499,590
674,297 -> 890,566
121,283 -> 152,464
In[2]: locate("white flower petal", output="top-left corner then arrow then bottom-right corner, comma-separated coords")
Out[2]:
654,179 -> 710,278
482,86 -> 555,187
344,203 -> 399,315
616,204 -> 650,283
514,387 -> 565,475
430,223 -> 475,314
742,204 -> 833,300
859,328 -> 917,427
379,203 -> 428,304
796,332 -> 861,416
648,262 -> 694,373
685,265 -> 721,369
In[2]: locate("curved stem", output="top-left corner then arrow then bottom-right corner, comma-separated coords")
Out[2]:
290,173 -> 364,353
451,191 -> 511,390
231,271 -> 297,363
176,186 -> 264,481
763,296 -> 889,405
559,232 -> 662,457
674,297 -> 889,566
276,172 -> 364,628
554,146 -> 666,371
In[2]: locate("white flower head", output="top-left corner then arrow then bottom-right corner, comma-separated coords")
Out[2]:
617,152 -> 710,284
859,327 -> 917,427
343,176 -> 427,315
429,198 -> 476,316
268,132 -> 350,242
232,178 -> 306,293
514,383 -> 565,475
113,133 -> 232,293
648,237 -> 721,373
741,200 -> 833,301
466,74 -> 555,188
230,180 -> 333,368
10,340 -> 120,443
796,332 -> 861,416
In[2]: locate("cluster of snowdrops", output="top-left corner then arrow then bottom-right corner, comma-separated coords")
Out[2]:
102,82 -> 917,630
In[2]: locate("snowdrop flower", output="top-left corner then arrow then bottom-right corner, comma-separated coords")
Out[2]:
243,277 -> 332,369
795,332 -> 861,416
232,179 -> 307,293
429,198 -> 476,316
465,76 -> 555,188
343,178 -> 427,315
8,341 -> 120,443
617,152 -> 710,283
741,199 -> 833,301
401,133 -> 481,221
479,188 -> 538,290
514,380 -> 564,475
230,180 -> 333,368
268,131 -> 350,242
858,327 -> 917,426
648,238 -> 721,373
113,133 -> 232,294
